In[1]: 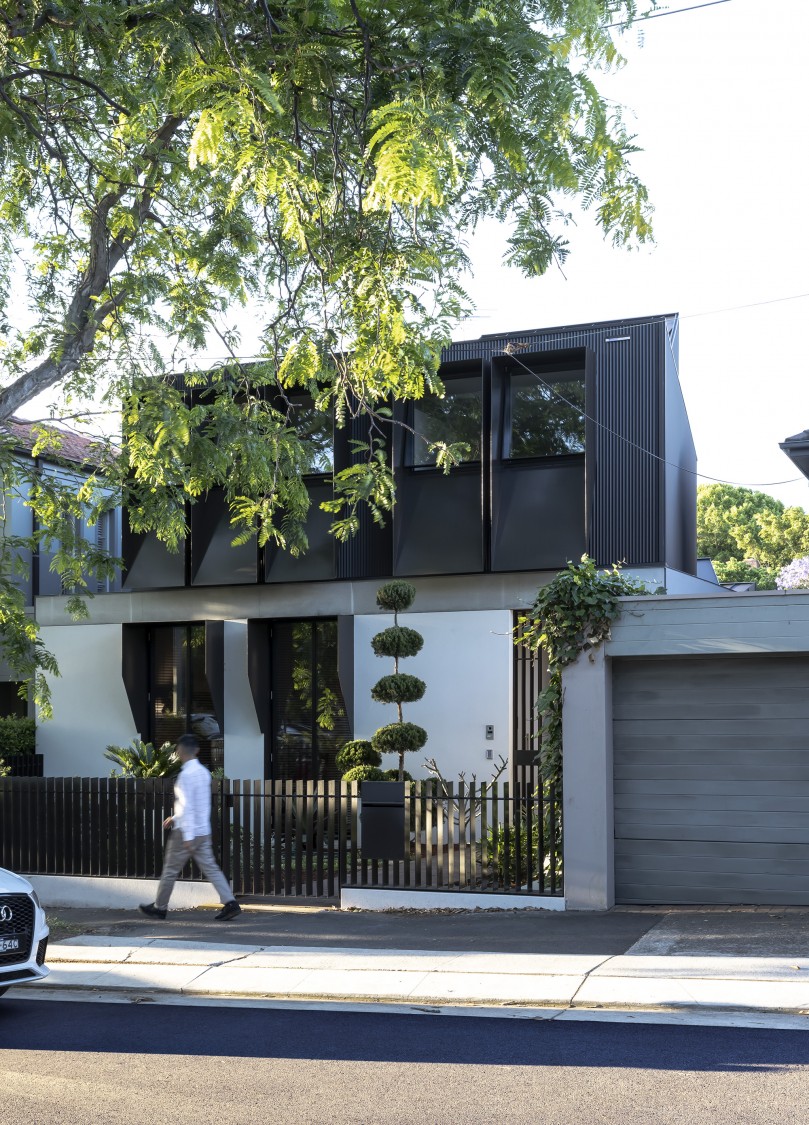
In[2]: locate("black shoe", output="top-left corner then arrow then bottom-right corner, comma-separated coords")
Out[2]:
215,900 -> 241,921
139,902 -> 167,920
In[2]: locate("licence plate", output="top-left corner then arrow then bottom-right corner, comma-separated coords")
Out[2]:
1,937 -> 21,952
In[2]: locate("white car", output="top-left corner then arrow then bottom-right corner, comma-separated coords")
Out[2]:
0,867 -> 49,996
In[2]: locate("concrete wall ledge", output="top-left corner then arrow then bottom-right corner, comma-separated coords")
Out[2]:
340,889 -> 566,912
28,874 -> 222,911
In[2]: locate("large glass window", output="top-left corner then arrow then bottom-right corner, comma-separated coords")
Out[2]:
150,625 -> 222,770
507,369 -> 586,459
412,376 -> 483,466
271,619 -> 350,780
289,401 -> 333,474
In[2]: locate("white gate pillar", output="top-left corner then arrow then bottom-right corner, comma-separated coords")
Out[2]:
562,647 -> 614,910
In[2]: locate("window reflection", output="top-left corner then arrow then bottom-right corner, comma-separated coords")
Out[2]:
271,619 -> 349,780
508,370 -> 585,459
150,625 -> 222,770
412,376 -> 482,466
290,403 -> 333,474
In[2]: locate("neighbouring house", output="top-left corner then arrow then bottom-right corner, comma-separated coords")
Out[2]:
33,313 -> 720,783
0,417 -> 121,715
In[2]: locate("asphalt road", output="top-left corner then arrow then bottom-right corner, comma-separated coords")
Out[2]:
2,998 -> 808,1124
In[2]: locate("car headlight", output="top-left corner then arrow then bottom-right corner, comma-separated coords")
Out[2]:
29,888 -> 41,911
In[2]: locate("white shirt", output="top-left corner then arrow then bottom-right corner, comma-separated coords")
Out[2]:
173,757 -> 212,841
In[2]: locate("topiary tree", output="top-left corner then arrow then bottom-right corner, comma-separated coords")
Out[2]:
370,581 -> 427,781
335,739 -> 382,781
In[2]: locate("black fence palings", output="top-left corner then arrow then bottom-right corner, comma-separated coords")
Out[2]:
0,777 -> 562,898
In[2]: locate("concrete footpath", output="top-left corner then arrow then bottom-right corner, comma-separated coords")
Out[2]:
15,903 -> 809,1022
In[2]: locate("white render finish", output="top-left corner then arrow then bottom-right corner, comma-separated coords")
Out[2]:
222,620 -> 263,779
561,646 -> 615,911
38,624 -> 137,776
341,888 -> 566,911
33,565 -> 704,629
352,609 -> 513,780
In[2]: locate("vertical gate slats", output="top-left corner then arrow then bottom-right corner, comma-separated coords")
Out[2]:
458,781 -> 467,891
304,784 -> 314,896
349,783 -> 359,886
338,782 -> 348,889
283,780 -> 293,896
315,781 -> 325,897
0,775 -> 561,902
444,782 -> 454,891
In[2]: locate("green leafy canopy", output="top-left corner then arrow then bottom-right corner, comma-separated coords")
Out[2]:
0,1 -> 654,705
697,484 -> 809,591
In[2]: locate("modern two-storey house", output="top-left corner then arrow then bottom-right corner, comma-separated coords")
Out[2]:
34,313 -> 717,781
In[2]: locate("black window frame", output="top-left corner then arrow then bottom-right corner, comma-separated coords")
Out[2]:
407,372 -> 485,471
501,362 -> 587,465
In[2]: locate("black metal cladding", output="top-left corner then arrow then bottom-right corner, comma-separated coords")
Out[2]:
448,314 -> 674,570
121,314 -> 690,586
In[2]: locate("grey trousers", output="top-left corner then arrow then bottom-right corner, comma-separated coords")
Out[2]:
155,831 -> 234,910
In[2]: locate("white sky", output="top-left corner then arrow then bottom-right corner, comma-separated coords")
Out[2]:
456,0 -> 809,510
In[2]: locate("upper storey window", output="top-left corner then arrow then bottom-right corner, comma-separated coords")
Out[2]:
290,401 -> 333,474
506,369 -> 585,459
412,376 -> 482,467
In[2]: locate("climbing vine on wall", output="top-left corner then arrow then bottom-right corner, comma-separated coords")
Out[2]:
517,556 -> 649,787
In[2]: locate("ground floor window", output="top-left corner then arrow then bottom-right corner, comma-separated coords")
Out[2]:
270,619 -> 350,781
149,624 -> 222,771
0,681 -> 27,718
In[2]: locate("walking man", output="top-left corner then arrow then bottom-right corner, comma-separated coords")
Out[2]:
140,733 -> 241,921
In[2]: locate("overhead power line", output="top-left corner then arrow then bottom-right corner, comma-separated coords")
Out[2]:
501,349 -> 803,490
603,0 -> 734,31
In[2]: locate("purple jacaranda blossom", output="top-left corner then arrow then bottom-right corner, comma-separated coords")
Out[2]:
776,557 -> 809,590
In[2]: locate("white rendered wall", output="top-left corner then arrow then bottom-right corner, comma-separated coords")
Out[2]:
37,624 -> 137,776
222,620 -> 263,778
352,609 -> 512,780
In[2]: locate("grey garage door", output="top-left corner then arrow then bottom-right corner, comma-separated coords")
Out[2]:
613,654 -> 809,905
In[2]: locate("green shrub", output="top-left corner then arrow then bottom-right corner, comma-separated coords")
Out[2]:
372,721 -> 427,757
381,768 -> 413,782
336,740 -> 381,774
370,673 -> 426,705
376,580 -> 416,613
0,758 -> 9,778
0,716 -> 36,756
485,820 -> 539,886
342,764 -> 386,784
371,626 -> 423,660
104,739 -> 180,778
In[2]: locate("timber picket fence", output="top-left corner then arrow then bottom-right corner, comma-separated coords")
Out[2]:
0,777 -> 562,899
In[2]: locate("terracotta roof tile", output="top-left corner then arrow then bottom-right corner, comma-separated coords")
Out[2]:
1,416 -> 101,466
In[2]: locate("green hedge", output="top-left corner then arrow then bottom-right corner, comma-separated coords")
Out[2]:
0,716 -> 36,756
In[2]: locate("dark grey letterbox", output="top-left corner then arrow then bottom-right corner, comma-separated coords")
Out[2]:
361,781 -> 405,861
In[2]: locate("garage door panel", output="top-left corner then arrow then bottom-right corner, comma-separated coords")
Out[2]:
615,778 -> 809,797
615,793 -> 809,813
615,717 -> 809,744
615,837 -> 809,862
615,852 -> 809,880
614,699 -> 809,722
615,882 -> 809,906
615,750 -> 808,780
615,731 -> 809,753
613,658 -> 809,695
616,823 -> 809,844
613,654 -> 809,904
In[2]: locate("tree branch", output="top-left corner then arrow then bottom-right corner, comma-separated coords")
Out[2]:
0,114 -> 184,422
